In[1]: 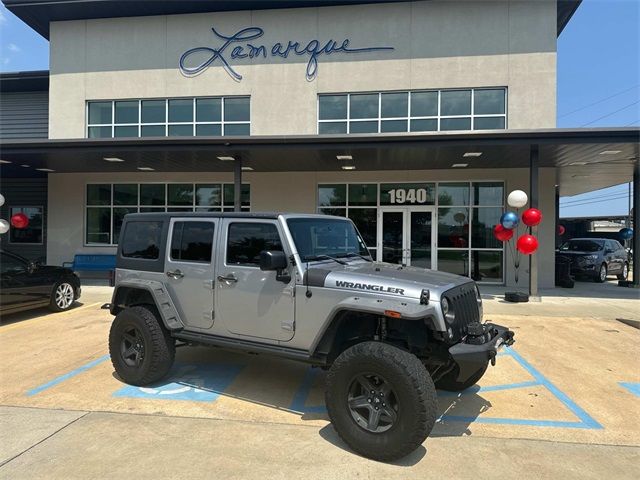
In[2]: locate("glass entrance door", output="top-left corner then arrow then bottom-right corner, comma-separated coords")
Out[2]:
378,207 -> 436,268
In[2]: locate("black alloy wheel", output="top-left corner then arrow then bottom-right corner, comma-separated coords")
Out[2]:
120,325 -> 146,367
347,373 -> 398,433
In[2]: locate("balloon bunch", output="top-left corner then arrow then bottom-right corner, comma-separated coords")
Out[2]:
0,194 -> 30,235
492,190 -> 542,285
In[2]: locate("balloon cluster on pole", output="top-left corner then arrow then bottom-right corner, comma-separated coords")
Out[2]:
0,193 -> 30,235
493,190 -> 542,258
619,227 -> 634,240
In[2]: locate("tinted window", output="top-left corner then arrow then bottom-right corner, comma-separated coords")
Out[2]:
226,223 -> 283,267
121,221 -> 163,259
171,222 -> 215,263
560,240 -> 603,252
1,254 -> 27,274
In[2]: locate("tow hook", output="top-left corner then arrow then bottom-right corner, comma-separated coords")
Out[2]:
489,350 -> 496,366
101,303 -> 112,310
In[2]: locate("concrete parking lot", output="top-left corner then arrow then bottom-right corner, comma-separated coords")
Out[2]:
0,285 -> 638,479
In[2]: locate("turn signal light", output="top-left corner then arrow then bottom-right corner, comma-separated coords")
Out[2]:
384,310 -> 402,318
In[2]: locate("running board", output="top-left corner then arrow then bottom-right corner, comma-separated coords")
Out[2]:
173,331 -> 316,364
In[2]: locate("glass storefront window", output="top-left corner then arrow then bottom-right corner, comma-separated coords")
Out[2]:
471,251 -> 503,283
474,117 -> 505,130
140,184 -> 165,206
319,95 -> 348,120
319,122 -> 347,134
87,184 -> 111,205
196,98 -> 222,122
142,100 -> 166,123
438,250 -> 469,277
348,184 -> 377,206
168,184 -> 194,206
168,99 -> 193,123
473,182 -> 504,206
318,184 -> 347,207
114,101 -> 138,124
350,94 -> 379,119
438,183 -> 470,206
88,102 -> 112,125
472,207 -> 502,248
438,207 -> 469,248
350,121 -> 378,134
9,207 -> 43,244
440,90 -> 471,116
196,184 -> 222,207
223,184 -> 251,207
381,92 -> 408,118
474,89 -> 505,115
224,97 -> 250,122
410,91 -> 438,117
113,184 -> 138,206
86,207 -> 111,244
348,208 -> 377,247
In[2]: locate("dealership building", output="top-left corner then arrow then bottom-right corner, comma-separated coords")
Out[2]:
1,0 -> 638,293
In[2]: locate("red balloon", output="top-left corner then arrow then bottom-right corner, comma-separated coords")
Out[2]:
522,208 -> 542,227
10,213 -> 29,229
493,224 -> 513,242
517,234 -> 538,255
558,225 -> 566,236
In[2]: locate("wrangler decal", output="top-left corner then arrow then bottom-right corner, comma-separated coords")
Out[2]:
335,280 -> 405,295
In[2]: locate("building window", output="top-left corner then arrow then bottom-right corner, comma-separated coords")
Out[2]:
85,183 -> 250,245
9,207 -> 44,244
318,88 -> 506,134
87,97 -> 250,138
316,181 -> 504,283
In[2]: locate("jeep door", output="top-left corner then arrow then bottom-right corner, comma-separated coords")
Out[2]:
215,219 -> 295,341
164,218 -> 217,330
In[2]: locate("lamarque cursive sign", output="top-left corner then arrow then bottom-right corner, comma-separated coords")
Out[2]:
179,26 -> 394,81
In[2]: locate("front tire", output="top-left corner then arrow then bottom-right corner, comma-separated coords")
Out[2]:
325,342 -> 437,462
435,363 -> 488,392
109,306 -> 175,386
49,280 -> 76,312
595,263 -> 607,283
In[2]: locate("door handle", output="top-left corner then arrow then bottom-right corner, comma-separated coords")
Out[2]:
166,269 -> 184,279
217,274 -> 238,284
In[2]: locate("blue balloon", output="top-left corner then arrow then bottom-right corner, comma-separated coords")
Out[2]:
500,211 -> 519,230
619,227 -> 633,240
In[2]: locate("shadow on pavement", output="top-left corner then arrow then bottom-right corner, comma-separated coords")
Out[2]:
0,301 -> 90,326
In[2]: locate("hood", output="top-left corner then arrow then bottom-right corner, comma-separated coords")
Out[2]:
557,251 -> 600,256
305,260 -> 471,301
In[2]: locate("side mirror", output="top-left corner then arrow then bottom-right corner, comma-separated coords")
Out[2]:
259,250 -> 290,283
27,261 -> 38,274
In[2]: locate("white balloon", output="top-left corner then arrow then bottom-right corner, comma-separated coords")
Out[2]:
507,190 -> 528,208
0,219 -> 9,235
0,194 -> 4,207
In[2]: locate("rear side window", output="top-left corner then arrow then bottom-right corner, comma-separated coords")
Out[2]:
121,221 -> 163,259
226,222 -> 283,267
170,222 -> 215,263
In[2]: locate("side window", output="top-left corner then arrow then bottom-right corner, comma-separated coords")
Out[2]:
605,240 -> 615,252
226,222 -> 283,267
121,221 -> 163,259
170,221 -> 215,263
1,254 -> 27,274
614,241 -> 624,251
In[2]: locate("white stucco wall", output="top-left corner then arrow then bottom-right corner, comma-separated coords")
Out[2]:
48,0 -> 557,138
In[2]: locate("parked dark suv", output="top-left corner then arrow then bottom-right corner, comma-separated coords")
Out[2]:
557,238 -> 629,283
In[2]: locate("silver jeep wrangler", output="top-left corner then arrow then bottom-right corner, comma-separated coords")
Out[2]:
108,212 -> 514,461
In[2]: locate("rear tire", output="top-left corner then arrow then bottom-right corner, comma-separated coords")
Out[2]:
595,263 -> 607,283
109,306 -> 175,386
325,341 -> 437,462
617,263 -> 629,281
49,280 -> 76,312
435,363 -> 488,392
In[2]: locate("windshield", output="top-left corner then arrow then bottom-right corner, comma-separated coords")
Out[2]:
286,217 -> 371,262
559,240 -> 604,252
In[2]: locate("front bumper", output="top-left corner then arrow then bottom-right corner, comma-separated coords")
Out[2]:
448,323 -> 515,382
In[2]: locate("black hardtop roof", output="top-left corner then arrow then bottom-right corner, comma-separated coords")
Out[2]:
125,212 -> 280,221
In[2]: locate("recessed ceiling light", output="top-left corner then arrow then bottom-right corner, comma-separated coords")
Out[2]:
452,163 -> 468,168
36,168 -> 55,172
0,159 -> 11,164
341,165 -> 356,170
569,161 -> 587,166
572,174 -> 588,178
463,152 -> 482,157
137,167 -> 155,171
241,166 -> 254,171
217,156 -> 236,161
337,155 -> 353,161
599,150 -> 621,155
20,164 -> 30,168
104,157 -> 125,163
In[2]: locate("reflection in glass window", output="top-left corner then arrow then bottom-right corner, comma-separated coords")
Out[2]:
410,91 -> 438,117
440,90 -> 471,116
196,184 -> 222,207
438,250 -> 469,276
168,184 -> 194,206
196,98 -> 221,122
348,208 -> 377,247
121,221 -> 163,259
472,207 -> 502,248
9,207 -> 43,244
381,92 -> 408,118
438,208 -> 469,248
88,102 -> 112,125
473,182 -> 504,206
350,94 -> 379,119
226,223 -> 283,267
142,100 -> 166,123
115,101 -> 138,124
318,184 -> 347,207
348,184 -> 377,206
113,184 -> 138,206
438,183 -> 470,206
471,251 -> 503,283
140,184 -> 165,206
474,89 -> 505,115
86,207 -> 111,244
319,95 -> 348,120
87,184 -> 111,205
224,97 -> 250,122
168,99 -> 193,123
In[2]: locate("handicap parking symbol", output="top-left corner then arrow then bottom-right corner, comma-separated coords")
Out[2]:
113,363 -> 243,402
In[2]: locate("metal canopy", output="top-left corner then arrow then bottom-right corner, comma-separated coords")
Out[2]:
0,128 -> 637,197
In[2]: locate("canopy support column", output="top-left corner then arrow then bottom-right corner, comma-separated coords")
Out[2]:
234,158 -> 242,212
633,162 -> 639,287
529,145 -> 539,297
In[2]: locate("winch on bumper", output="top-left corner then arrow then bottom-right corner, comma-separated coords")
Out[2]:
448,322 -> 515,382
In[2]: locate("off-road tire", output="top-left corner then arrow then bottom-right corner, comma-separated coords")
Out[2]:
435,363 -> 488,392
595,263 -> 607,283
617,263 -> 629,281
325,341 -> 437,462
109,305 -> 175,386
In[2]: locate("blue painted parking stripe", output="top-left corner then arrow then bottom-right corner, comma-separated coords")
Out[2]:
439,416 -> 597,429
290,367 -> 326,414
506,348 -> 603,429
26,355 -> 110,396
437,380 -> 540,396
619,382 -> 640,397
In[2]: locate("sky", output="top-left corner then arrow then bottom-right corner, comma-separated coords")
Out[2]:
0,0 -> 638,218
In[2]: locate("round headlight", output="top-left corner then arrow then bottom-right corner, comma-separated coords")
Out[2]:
441,297 -> 449,315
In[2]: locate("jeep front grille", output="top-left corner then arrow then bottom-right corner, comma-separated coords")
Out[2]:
444,283 -> 480,339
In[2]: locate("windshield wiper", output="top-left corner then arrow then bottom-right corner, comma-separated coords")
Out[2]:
304,254 -> 348,265
340,252 -> 373,262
